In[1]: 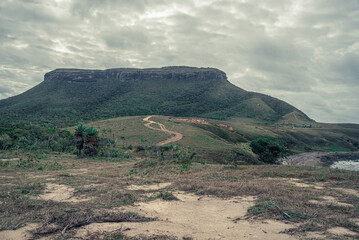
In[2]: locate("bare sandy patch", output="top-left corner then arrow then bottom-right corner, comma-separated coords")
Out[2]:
127,183 -> 172,191
287,178 -> 324,190
65,168 -> 89,175
334,187 -> 359,197
327,227 -> 358,237
35,183 -> 91,202
0,223 -> 38,240
175,118 -> 211,125
45,177 -> 57,181
75,192 -> 296,240
302,231 -> 326,239
0,158 -> 20,162
309,196 -> 353,208
351,218 -> 359,225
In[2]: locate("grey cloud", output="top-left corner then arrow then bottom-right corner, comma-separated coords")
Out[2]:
103,27 -> 151,49
330,53 -> 359,84
0,86 -> 14,95
0,0 -> 358,123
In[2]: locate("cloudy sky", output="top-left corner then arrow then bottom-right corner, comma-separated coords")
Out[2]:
1,0 -> 358,123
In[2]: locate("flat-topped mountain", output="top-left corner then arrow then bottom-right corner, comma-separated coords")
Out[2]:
0,66 -> 312,126
45,67 -> 227,83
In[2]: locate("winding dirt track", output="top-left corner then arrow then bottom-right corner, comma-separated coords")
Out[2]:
143,116 -> 183,146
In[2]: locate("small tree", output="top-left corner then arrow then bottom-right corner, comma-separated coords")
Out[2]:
75,124 -> 100,157
83,126 -> 99,157
75,124 -> 85,156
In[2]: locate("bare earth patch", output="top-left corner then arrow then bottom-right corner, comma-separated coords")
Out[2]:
34,183 -> 91,202
127,183 -> 172,191
287,178 -> 324,190
175,118 -> 211,125
303,231 -> 326,239
309,196 -> 354,208
333,187 -> 359,197
0,224 -> 38,240
64,168 -> 89,175
352,218 -> 359,225
327,227 -> 358,237
75,192 -> 297,240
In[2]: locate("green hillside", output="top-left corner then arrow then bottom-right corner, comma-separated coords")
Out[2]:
0,67 -> 311,126
68,115 -> 359,164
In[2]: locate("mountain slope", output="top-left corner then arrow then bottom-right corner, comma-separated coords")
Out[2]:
0,66 -> 312,126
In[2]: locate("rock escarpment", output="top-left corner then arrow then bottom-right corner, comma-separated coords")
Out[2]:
44,66 -> 227,83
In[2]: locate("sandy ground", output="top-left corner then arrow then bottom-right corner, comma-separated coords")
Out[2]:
127,182 -> 172,191
75,191 -> 298,240
2,181 -> 358,239
0,224 -> 39,240
32,183 -> 92,202
143,116 -> 183,146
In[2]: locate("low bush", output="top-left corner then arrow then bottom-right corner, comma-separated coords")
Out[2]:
250,138 -> 290,164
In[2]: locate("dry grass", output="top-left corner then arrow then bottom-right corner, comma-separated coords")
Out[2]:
32,209 -> 155,238
0,153 -> 358,239
86,230 -> 177,240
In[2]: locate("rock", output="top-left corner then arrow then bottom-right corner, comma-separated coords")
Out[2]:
44,66 -> 227,83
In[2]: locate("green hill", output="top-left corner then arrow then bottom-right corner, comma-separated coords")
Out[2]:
0,66 -> 312,126
66,115 -> 359,164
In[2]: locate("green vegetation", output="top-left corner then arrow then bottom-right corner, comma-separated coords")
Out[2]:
64,115 -> 359,165
250,138 -> 290,164
0,67 -> 311,126
75,124 -> 100,157
0,121 -> 74,152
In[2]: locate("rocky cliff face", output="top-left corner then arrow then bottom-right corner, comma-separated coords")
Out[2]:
44,66 -> 227,83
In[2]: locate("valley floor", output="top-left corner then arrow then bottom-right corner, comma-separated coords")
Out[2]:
0,154 -> 358,239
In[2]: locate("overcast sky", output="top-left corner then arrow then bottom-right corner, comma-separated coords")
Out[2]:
1,0 -> 358,123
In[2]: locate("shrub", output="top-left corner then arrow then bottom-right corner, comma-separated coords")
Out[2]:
250,138 -> 287,164
0,121 -> 74,152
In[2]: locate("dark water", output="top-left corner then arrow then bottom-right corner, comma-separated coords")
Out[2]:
330,160 -> 359,171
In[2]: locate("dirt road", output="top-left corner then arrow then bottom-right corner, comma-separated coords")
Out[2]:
143,116 -> 183,146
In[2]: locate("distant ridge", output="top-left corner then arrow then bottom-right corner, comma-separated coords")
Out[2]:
0,66 -> 312,126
